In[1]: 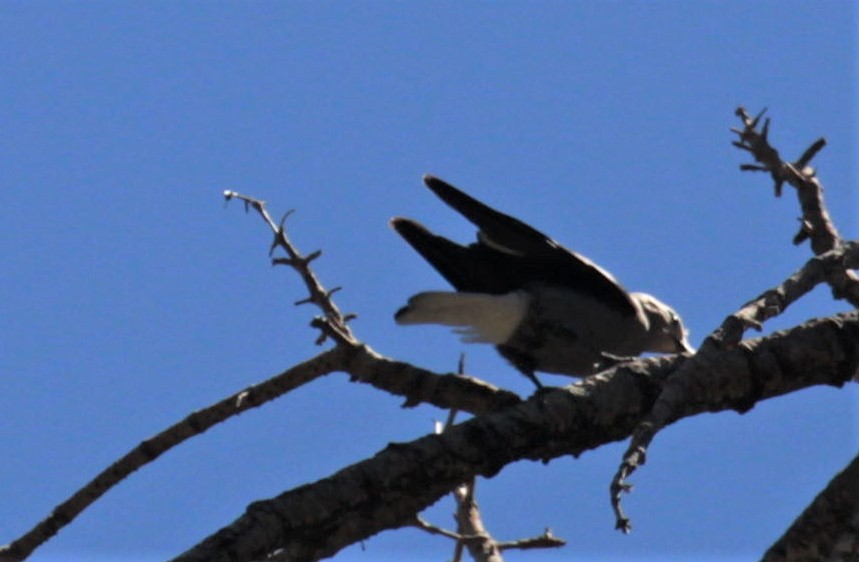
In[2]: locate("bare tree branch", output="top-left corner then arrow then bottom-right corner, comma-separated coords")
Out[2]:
413,355 -> 564,562
761,452 -> 859,562
731,107 -> 859,305
5,110 -> 855,562
711,242 -> 859,346
0,195 -> 522,562
223,191 -> 357,345
171,312 -> 859,562
612,108 -> 859,532
220,190 -> 524,414
412,516 -> 468,542
0,347 -> 348,562
451,480 -> 503,562
611,242 -> 859,532
497,529 -> 565,551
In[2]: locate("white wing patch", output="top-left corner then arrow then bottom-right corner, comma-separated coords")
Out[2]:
476,231 -> 528,256
396,291 -> 529,344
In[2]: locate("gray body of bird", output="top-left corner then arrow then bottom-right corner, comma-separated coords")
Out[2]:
392,175 -> 692,388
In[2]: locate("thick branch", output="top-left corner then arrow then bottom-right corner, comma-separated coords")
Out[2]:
343,344 -> 521,414
612,107 -> 859,533
762,452 -> 859,562
612,310 -> 858,531
612,241 -> 859,531
171,312 -> 859,562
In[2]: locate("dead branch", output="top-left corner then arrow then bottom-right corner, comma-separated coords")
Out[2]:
223,190 -> 357,345
412,516 -> 469,542
0,195 -> 522,562
711,242 -> 859,346
611,108 -> 859,532
171,312 -> 858,561
412,355 -> 564,562
497,529 -> 565,551
761,452 -> 859,562
5,111 -> 855,562
611,243 -> 859,532
0,348 -> 348,562
451,480 -> 503,562
220,191 -> 523,414
731,107 -> 859,305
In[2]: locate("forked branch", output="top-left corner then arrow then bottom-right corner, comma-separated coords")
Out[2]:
611,107 -> 859,533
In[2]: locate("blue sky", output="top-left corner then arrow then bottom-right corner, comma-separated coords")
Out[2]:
1,2 -> 856,561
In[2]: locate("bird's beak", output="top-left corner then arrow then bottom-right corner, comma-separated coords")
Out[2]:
674,334 -> 695,355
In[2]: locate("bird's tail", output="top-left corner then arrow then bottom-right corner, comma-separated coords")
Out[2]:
394,291 -> 528,344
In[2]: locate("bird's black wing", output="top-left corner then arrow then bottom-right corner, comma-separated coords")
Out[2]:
423,174 -> 559,258
392,217 -> 550,294
390,218 -> 483,291
416,175 -> 638,317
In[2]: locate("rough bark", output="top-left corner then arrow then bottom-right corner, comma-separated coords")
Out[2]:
172,313 -> 859,562
762,453 -> 859,562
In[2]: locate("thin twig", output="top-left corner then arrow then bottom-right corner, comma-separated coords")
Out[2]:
224,190 -> 358,344
710,241 -> 859,347
414,354 -> 564,561
497,529 -> 566,551
412,516 -> 467,541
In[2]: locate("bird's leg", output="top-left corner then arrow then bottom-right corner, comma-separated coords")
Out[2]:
523,370 -> 546,392
523,370 -> 555,409
497,344 -> 546,391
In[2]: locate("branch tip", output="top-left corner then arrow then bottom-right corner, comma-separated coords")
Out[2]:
268,233 -> 281,257
774,179 -> 784,197
740,164 -> 768,172
752,107 -> 768,128
795,137 -> 827,169
793,229 -> 810,246
279,209 -> 296,228
760,117 -> 771,141
615,518 -> 632,534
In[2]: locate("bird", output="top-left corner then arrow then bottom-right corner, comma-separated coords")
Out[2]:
391,174 -> 693,389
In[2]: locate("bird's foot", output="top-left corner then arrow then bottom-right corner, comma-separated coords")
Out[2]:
597,352 -> 637,370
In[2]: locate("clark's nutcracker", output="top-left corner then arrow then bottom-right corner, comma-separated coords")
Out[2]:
391,175 -> 693,389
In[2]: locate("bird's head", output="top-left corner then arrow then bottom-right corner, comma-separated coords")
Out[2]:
632,292 -> 694,355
